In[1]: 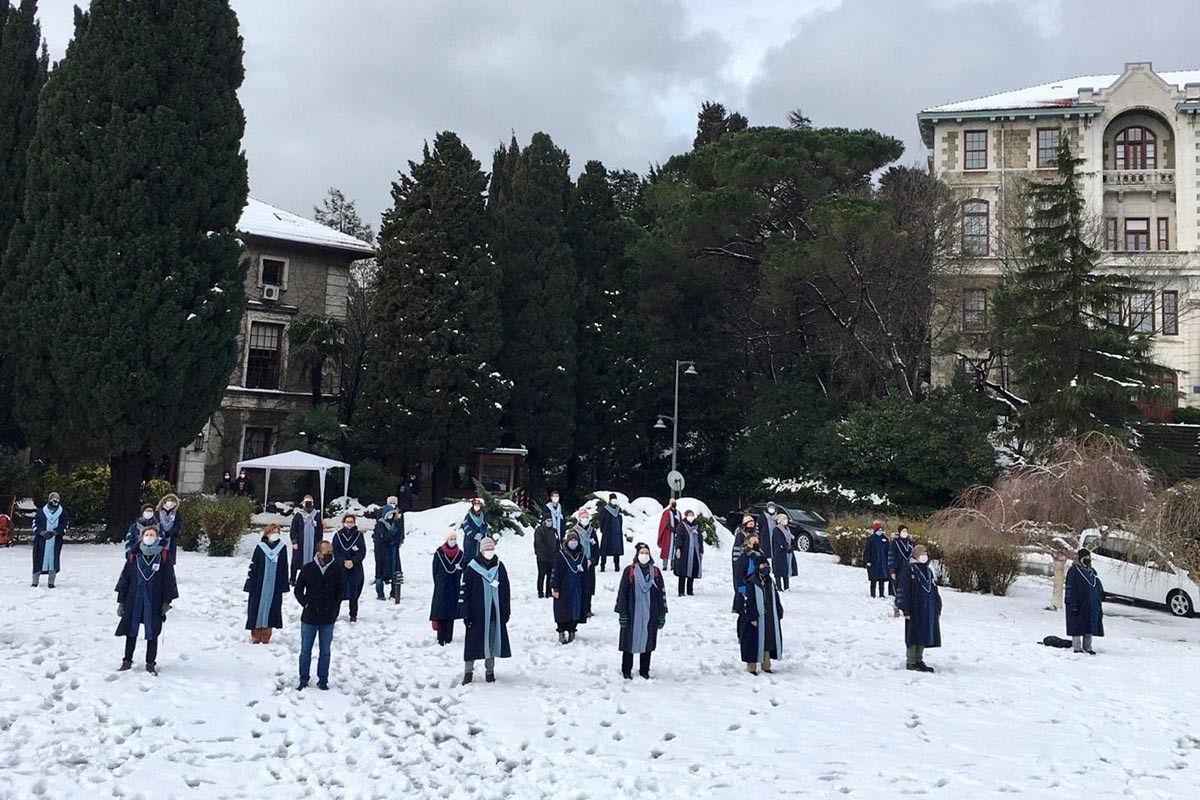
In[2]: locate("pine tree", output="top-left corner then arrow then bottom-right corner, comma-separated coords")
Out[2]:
693,101 -> 748,150
995,139 -> 1156,442
362,131 -> 506,496
489,133 -> 577,491
313,187 -> 374,242
1,0 -> 248,534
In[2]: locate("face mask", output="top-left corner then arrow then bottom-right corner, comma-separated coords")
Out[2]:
142,512 -> 154,521
918,555 -> 929,564
482,551 -> 496,561
446,540 -> 458,549
343,523 -> 355,531
223,474 -> 230,481
318,553 -> 332,564
544,520 -> 554,527
142,537 -> 158,548
268,533 -> 280,543
49,500 -> 59,508
900,531 -> 909,539
1081,558 -> 1092,567
239,474 -> 246,480
567,540 -> 579,550
766,506 -> 776,515
610,501 -> 619,509
550,496 -> 559,504
164,501 -> 176,511
637,553 -> 651,565
685,516 -> 695,524
304,502 -> 313,510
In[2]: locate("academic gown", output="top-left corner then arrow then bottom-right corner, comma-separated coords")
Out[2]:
1064,564 -> 1105,637
332,526 -> 367,600
551,548 -> 588,625
244,539 -> 289,630
289,509 -> 324,577
770,524 -> 793,579
615,563 -> 667,654
735,557 -> 783,662
888,537 -> 915,577
657,508 -> 680,565
373,513 -> 405,582
863,533 -> 891,581
598,507 -> 625,557
458,557 -> 512,661
895,562 -> 942,648
542,503 -> 566,539
672,522 -> 704,579
155,509 -> 183,560
461,513 -> 489,562
115,549 -> 179,641
32,506 -> 69,574
430,547 -> 465,622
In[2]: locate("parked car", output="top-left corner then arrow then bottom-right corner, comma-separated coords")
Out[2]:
726,502 -> 833,554
1079,529 -> 1198,617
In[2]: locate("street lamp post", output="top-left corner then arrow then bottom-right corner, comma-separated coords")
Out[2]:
655,360 -> 697,498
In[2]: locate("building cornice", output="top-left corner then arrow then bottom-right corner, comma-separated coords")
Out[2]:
918,105 -> 1103,148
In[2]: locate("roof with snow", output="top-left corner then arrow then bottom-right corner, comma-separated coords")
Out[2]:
921,69 -> 1200,114
238,198 -> 375,256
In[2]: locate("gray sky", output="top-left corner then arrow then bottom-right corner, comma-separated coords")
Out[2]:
34,0 -> 1199,231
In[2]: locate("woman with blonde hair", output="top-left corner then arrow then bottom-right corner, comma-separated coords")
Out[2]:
430,528 -> 464,646
245,523 -> 289,643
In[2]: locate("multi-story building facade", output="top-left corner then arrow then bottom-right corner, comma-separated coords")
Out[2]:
919,62 -> 1200,413
174,198 -> 375,493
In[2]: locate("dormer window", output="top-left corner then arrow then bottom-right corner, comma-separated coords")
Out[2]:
1115,126 -> 1156,170
258,256 -> 289,289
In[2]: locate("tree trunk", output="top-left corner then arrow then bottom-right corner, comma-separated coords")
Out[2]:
105,452 -> 145,542
564,454 -> 579,500
430,458 -> 448,508
526,455 -> 545,502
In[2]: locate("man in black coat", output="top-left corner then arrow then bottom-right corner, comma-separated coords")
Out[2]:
293,540 -> 346,691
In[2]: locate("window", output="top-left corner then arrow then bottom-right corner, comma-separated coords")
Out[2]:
961,200 -> 989,256
1124,218 -> 1150,252
480,459 -> 512,492
963,289 -> 987,331
1115,126 -> 1157,170
1128,291 -> 1154,334
242,427 -> 273,461
1162,290 -> 1179,335
259,257 -> 288,288
1037,128 -> 1061,168
1158,218 -> 1170,251
245,321 -> 284,389
1105,218 -> 1118,251
1105,302 -> 1123,327
964,130 -> 987,170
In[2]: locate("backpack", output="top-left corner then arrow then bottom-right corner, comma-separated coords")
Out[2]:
1040,635 -> 1072,649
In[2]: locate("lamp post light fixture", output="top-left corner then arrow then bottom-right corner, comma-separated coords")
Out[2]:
656,360 -> 697,497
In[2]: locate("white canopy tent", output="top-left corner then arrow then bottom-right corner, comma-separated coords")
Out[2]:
235,450 -> 350,512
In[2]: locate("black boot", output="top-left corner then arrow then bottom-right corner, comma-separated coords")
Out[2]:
916,662 -> 935,673
622,670 -> 633,680
485,672 -> 495,683
118,660 -> 132,672
462,672 -> 473,685
567,630 -> 576,644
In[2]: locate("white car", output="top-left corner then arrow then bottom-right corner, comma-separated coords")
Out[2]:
1079,529 -> 1199,617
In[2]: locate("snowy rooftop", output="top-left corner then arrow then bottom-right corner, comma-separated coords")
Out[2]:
239,198 -> 375,255
922,69 -> 1200,114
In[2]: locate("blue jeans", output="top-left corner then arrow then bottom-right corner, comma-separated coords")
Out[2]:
299,622 -> 334,685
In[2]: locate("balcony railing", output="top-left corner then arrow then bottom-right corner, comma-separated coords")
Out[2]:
1103,169 -> 1175,189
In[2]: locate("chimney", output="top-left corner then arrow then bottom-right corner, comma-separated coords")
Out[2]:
1186,83 -> 1200,101
1077,87 -> 1094,104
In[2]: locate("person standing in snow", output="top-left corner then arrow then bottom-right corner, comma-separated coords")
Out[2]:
294,540 -> 346,691
730,515 -> 755,611
1064,548 -> 1104,655
125,504 -> 159,556
431,530 -> 465,646
32,492 -> 69,588
543,491 -> 566,540
155,493 -> 183,561
598,493 -> 626,572
888,524 -> 915,587
461,497 -> 489,562
673,509 -> 704,596
115,526 -> 178,675
657,497 -> 681,569
769,512 -> 794,592
616,543 -> 667,679
736,547 -> 783,675
570,510 -> 599,617
215,470 -> 236,495
408,473 -> 421,511
894,544 -> 942,672
757,501 -> 780,544
863,521 -> 891,598
332,514 -> 366,623
373,498 -> 405,601
244,523 -> 289,643
233,469 -> 255,499
551,529 -> 589,644
534,512 -> 558,599
458,536 -> 512,684
289,495 -> 324,586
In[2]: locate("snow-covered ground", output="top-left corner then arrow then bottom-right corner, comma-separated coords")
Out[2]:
2,500 -> 1199,799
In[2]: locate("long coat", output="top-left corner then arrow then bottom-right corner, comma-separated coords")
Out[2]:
888,537 -> 914,577
373,514 -> 405,582
672,521 -> 704,579
1064,564 -> 1105,637
155,507 -> 183,560
551,548 -> 588,625
332,526 -> 367,600
769,524 -> 793,580
736,555 -> 783,662
658,508 -> 680,564
598,508 -> 625,557
895,562 -> 942,648
115,550 -> 179,640
461,513 -> 489,562
863,532 -> 890,581
290,509 -> 324,571
244,539 -> 289,629
542,503 -> 567,539
458,557 -> 512,661
615,563 -> 667,654
430,547 -> 464,621
32,506 -> 69,574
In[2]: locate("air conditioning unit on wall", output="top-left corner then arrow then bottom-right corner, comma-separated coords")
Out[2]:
261,284 -> 280,301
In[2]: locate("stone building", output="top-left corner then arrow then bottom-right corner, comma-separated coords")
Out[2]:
173,198 -> 374,493
918,62 -> 1200,416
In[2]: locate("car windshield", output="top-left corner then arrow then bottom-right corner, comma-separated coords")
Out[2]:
788,508 -> 827,526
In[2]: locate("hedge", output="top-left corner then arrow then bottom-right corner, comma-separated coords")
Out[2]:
33,464 -> 174,527
828,516 -> 940,567
941,542 -> 1023,596
182,495 -> 253,557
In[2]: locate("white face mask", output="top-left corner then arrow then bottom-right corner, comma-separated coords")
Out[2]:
637,553 -> 651,565
567,540 -> 579,550
610,501 -> 619,509
268,533 -> 280,543
550,496 -> 559,504
164,501 -> 176,511
141,512 -> 154,521
918,555 -> 929,564
446,540 -> 458,549
142,537 -> 158,547
685,515 -> 695,524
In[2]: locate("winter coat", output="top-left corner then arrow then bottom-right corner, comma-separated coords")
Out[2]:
244,538 -> 289,630
542,503 -> 567,539
216,477 -> 236,495
373,511 -> 405,581
672,521 -> 704,579
115,549 -> 179,640
461,512 -> 489,562
290,508 -> 324,568
770,523 -> 794,580
1064,564 -> 1105,637
615,562 -> 667,654
888,537 -> 914,577
332,526 -> 367,600
736,554 -> 783,662
430,546 -> 464,621
458,556 -> 512,661
533,523 -> 559,566
895,561 -> 942,648
233,477 -> 255,498
154,499 -> 183,560
124,517 -> 161,556
658,508 -> 680,564
32,505 -> 69,574
551,548 -> 588,625
294,559 -> 346,626
598,506 -> 626,556
863,532 -> 891,581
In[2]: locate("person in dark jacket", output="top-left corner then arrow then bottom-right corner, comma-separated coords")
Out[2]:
730,515 -> 755,611
551,530 -> 589,644
543,491 -> 566,540
673,509 -> 704,596
598,494 -> 626,572
294,540 -> 346,690
332,514 -> 366,622
769,512 -> 794,592
736,547 -> 782,675
289,495 -> 324,585
125,504 -> 158,556
373,498 -> 405,601
32,492 -> 69,588
245,523 -> 289,643
533,513 -> 558,599
888,525 -> 915,585
115,526 -> 179,674
863,521 -> 891,598
894,544 -> 942,672
616,543 -> 667,679
1065,548 -> 1104,654
569,511 -> 599,617
458,537 -> 511,683
233,469 -> 255,498
215,470 -> 236,495
461,497 -> 489,562
431,530 -> 464,646
155,493 -> 183,561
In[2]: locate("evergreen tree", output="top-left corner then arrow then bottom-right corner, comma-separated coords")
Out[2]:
994,139 -> 1156,442
362,131 -> 506,496
489,133 -> 577,491
313,187 -> 374,242
692,100 -> 748,150
1,0 -> 248,534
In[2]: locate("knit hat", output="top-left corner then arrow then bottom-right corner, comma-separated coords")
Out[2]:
1077,547 -> 1091,560
471,497 -> 483,507
480,536 -> 497,553
47,492 -> 60,502
911,544 -> 928,560
872,520 -> 883,531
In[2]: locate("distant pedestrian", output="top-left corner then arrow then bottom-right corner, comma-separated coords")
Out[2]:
289,495 -> 324,586
543,491 -> 566,539
294,540 -> 345,691
672,509 -> 704,596
598,493 -> 625,572
332,514 -> 366,623
658,498 -> 681,569
863,521 -> 891,598
616,543 -> 667,679
32,492 -> 69,589
894,544 -> 942,672
569,510 -> 599,617
430,530 -> 464,646
125,504 -> 159,556
155,493 -> 183,561
534,512 -> 558,599
233,469 -> 255,499
408,473 -> 421,511
551,529 -> 588,644
461,497 -> 489,562
1065,548 -> 1104,655
115,526 -> 178,675
372,497 -> 405,601
244,523 -> 289,643
769,512 -> 794,592
458,537 -> 512,684
736,545 -> 782,675
730,515 -> 755,611
215,470 -> 236,495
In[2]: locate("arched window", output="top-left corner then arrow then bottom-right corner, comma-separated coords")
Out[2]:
961,200 -> 989,256
1115,126 -> 1157,170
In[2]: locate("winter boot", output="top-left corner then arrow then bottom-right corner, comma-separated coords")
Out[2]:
761,654 -> 773,674
31,573 -> 38,587
118,660 -> 132,672
567,631 -> 576,644
622,670 -> 633,680
916,662 -> 935,673
905,663 -> 919,671
462,672 -> 473,685
146,663 -> 158,676
558,631 -> 568,645
485,672 -> 495,683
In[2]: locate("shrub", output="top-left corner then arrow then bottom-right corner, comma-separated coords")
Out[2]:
940,541 -> 1022,596
185,495 -> 253,557
348,458 -> 392,503
828,516 -> 940,565
0,446 -> 31,497
1134,480 -> 1200,579
695,514 -> 719,548
33,464 -> 180,526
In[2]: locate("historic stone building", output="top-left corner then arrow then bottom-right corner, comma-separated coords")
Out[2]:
174,199 -> 374,493
919,62 -> 1200,415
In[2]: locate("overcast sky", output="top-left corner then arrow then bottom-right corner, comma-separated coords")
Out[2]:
33,0 -> 1200,232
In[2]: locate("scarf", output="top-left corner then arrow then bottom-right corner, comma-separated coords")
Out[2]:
157,509 -> 177,532
683,523 -> 702,577
548,503 -> 563,530
573,525 -> 593,560
132,552 -> 163,640
139,541 -> 164,558
254,540 -> 286,627
42,504 -> 63,531
630,563 -> 655,653
752,582 -> 783,659
605,504 -> 621,518
467,559 -> 503,659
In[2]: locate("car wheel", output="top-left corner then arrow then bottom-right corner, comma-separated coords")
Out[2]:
1167,590 -> 1193,617
795,533 -> 812,553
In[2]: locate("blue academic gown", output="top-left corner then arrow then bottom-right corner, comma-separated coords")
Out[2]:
332,526 -> 367,600
673,522 -> 704,579
736,556 -> 783,662
542,503 -> 566,539
32,506 -> 69,574
244,539 -> 289,629
115,550 -> 179,641
462,513 -> 489,562
1064,564 -> 1104,637
863,532 -> 890,581
551,548 -> 588,626
155,509 -> 183,560
289,509 -> 324,580
430,547 -> 465,622
599,507 -> 625,557
458,556 -> 512,661
888,537 -> 915,577
373,510 -> 405,583
615,563 -> 667,654
895,562 -> 942,648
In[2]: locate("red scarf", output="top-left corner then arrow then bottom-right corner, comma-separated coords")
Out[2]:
439,543 -> 460,560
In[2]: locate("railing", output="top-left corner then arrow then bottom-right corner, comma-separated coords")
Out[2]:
1103,169 -> 1175,188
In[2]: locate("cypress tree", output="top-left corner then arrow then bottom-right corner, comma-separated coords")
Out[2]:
1,0 -> 248,534
362,131 -> 506,496
489,133 -> 577,491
